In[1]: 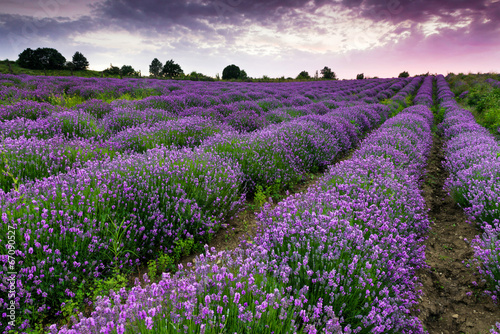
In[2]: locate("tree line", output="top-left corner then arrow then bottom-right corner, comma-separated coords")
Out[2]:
15,47 -> 412,80
18,48 -> 89,71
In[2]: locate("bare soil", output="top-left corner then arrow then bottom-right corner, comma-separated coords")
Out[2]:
417,134 -> 500,333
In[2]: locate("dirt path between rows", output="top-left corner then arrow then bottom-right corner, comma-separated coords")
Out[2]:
418,134 -> 500,333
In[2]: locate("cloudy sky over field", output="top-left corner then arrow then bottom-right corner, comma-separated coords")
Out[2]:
0,0 -> 499,78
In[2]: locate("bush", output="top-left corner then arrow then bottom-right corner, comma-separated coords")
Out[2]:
398,71 -> 410,78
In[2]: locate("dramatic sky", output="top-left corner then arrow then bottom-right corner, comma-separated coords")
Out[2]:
0,0 -> 499,79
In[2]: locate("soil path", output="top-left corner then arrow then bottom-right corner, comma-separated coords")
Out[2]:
418,134 -> 500,333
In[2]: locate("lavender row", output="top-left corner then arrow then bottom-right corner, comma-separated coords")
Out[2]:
392,76 -> 424,106
436,75 -> 500,308
0,115 -> 236,192
201,104 -> 390,193
413,76 -> 434,107
49,105 -> 433,334
0,101 -> 343,140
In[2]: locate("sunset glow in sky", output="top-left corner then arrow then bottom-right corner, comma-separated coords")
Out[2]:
1,0 -> 499,79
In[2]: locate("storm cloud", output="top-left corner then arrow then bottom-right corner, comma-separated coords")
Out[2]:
0,0 -> 498,78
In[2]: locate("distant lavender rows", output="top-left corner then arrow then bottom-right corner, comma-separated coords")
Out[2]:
0,75 -> 426,332
49,104 -> 434,333
436,75 -> 500,313
0,76 -> 418,193
0,73 -> 407,105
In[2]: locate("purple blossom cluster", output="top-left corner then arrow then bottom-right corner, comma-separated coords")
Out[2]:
104,116 -> 235,153
49,104 -> 432,334
0,101 -> 61,121
436,74 -> 500,299
0,147 -> 245,331
0,110 -> 104,140
413,76 -> 434,107
0,136 -> 117,192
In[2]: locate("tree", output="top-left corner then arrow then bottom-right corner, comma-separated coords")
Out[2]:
398,71 -> 410,78
222,64 -> 241,80
356,73 -> 364,80
321,66 -> 336,80
103,64 -> 120,76
17,48 -> 37,69
239,69 -> 248,80
296,71 -> 310,80
149,58 -> 163,77
36,48 -> 66,70
72,51 -> 89,70
121,65 -> 136,76
17,47 -> 66,70
162,59 -> 183,78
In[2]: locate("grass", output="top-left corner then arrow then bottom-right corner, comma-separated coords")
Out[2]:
0,60 -> 120,78
446,72 -> 500,136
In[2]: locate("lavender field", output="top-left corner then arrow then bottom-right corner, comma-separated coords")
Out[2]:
0,74 -> 499,333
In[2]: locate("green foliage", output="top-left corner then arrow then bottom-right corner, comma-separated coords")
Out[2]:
482,107 -> 500,131
466,84 -> 500,113
121,65 -> 137,77
296,71 -> 310,80
398,71 -> 410,78
103,64 -> 120,76
149,58 -> 163,77
356,73 -> 365,80
448,74 -> 500,134
103,215 -> 139,271
320,66 -> 336,80
434,107 -> 446,124
90,271 -> 128,301
18,47 -> 66,70
72,52 -> 89,71
239,69 -> 248,80
162,59 -> 184,78
148,238 -> 195,279
0,60 -> 109,77
253,179 -> 282,207
222,64 -> 241,80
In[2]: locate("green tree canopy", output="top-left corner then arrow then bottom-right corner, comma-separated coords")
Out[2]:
103,64 -> 120,76
72,51 -> 89,70
162,59 -> 183,78
149,58 -> 163,77
121,65 -> 136,76
17,47 -> 66,70
239,69 -> 248,80
398,71 -> 410,78
321,66 -> 337,80
296,71 -> 310,79
222,64 -> 241,80
356,73 -> 364,80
